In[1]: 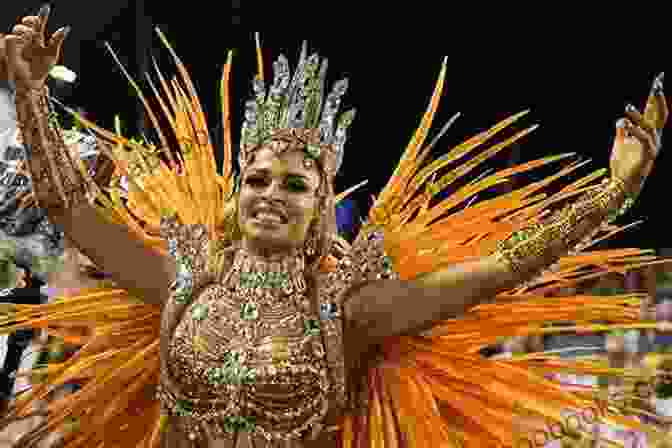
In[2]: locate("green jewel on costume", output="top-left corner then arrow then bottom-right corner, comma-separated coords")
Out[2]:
173,260 -> 194,304
506,227 -> 535,245
175,399 -> 194,417
240,301 -> 259,321
191,304 -> 209,321
268,271 -> 290,288
304,318 -> 321,336
223,415 -> 255,433
607,196 -> 636,223
206,351 -> 256,385
240,271 -> 290,289
382,255 -> 394,273
48,110 -> 61,129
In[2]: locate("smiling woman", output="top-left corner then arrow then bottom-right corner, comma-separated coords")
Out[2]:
238,147 -> 321,258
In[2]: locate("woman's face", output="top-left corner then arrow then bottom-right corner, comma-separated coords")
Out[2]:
238,147 -> 320,256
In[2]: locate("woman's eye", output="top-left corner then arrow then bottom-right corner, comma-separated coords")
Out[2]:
245,177 -> 268,188
286,177 -> 309,193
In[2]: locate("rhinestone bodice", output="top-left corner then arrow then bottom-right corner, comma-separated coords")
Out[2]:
159,247 -> 333,442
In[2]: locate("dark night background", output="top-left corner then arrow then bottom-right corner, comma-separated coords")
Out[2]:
2,2 -> 670,251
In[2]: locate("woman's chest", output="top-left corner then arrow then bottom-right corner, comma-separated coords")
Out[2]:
167,282 -> 328,394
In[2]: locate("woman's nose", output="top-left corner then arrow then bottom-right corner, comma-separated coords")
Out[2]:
261,180 -> 286,200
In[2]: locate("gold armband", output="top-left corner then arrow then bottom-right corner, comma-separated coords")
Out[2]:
14,86 -> 95,211
494,178 -> 628,276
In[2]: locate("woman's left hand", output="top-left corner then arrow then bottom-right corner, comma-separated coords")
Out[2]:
610,73 -> 668,197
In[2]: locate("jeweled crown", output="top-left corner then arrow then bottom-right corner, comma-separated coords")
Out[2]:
239,40 -> 355,178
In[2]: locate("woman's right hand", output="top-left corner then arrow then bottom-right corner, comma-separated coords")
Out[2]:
4,5 -> 70,91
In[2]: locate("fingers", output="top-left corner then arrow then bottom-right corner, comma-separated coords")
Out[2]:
615,118 -> 627,143
47,26 -> 70,56
37,4 -> 51,40
625,104 -> 656,135
12,24 -> 35,40
624,102 -> 660,158
21,16 -> 41,33
624,118 -> 658,159
644,72 -> 668,131
10,7 -> 52,49
3,34 -> 22,64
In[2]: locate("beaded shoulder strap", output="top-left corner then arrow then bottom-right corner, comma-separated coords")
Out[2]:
318,226 -> 397,410
158,213 -> 217,408
161,213 -> 213,307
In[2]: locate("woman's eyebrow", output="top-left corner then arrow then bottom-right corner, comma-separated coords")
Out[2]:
245,168 -> 270,176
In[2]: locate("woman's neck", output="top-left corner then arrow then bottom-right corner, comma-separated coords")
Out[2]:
230,244 -> 308,293
240,238 -> 300,262
236,241 -> 304,270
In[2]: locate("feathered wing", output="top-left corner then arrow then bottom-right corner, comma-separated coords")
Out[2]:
344,60 -> 667,447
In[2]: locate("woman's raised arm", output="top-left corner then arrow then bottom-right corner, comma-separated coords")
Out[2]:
4,8 -> 175,305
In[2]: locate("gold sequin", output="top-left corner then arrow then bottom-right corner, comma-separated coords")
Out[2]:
192,335 -> 209,354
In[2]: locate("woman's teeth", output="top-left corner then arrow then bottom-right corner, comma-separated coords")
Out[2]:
255,212 -> 284,224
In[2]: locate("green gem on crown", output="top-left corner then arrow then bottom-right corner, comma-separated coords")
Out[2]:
306,143 -> 321,159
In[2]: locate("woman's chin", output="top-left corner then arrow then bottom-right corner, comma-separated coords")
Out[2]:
247,221 -> 285,239
244,229 -> 293,252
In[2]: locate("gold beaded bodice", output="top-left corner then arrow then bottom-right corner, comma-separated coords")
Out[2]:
164,248 -> 333,442
156,215 -> 396,445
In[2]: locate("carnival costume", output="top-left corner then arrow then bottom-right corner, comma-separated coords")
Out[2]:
0,20 -> 670,447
